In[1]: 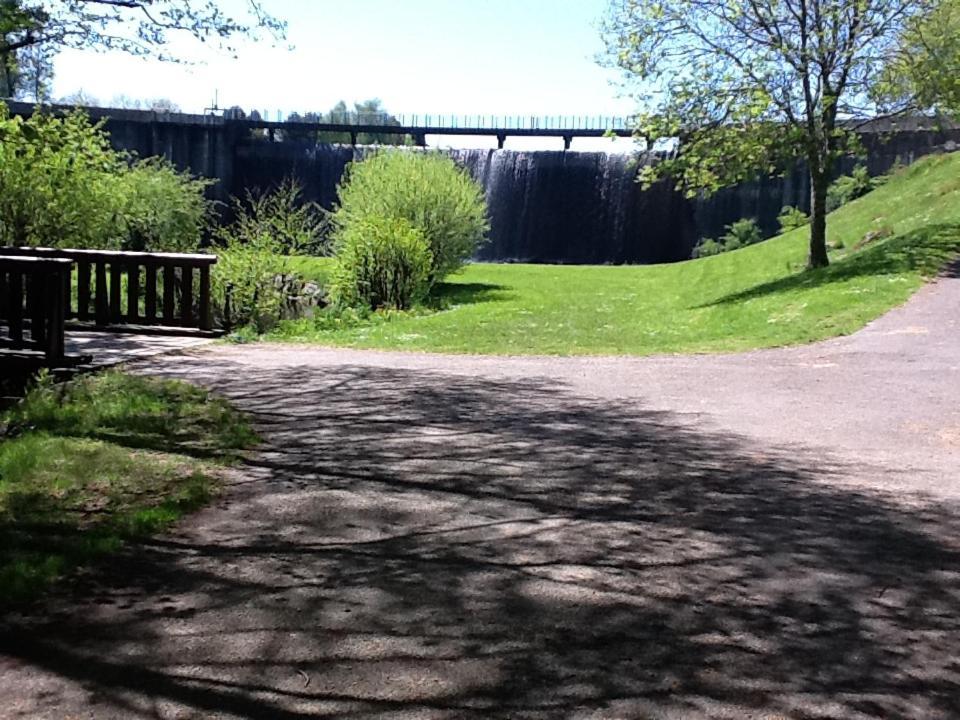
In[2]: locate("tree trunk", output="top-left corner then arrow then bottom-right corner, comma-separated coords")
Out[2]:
808,169 -> 830,269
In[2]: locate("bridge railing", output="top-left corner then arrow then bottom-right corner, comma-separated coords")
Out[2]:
278,112 -> 633,131
0,248 -> 217,333
0,256 -> 72,361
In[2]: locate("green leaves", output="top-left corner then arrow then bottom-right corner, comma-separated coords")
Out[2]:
0,101 -> 210,251
330,150 -> 489,284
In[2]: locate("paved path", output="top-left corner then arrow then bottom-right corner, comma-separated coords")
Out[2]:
65,330 -> 215,368
2,269 -> 960,719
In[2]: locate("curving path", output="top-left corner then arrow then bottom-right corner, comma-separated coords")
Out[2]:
2,267 -> 959,719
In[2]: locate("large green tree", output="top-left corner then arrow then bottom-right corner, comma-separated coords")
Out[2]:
1,0 -> 284,100
874,0 -> 960,117
603,0 -> 946,268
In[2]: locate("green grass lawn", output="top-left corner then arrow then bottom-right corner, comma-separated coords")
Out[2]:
0,371 -> 255,605
270,152 -> 960,355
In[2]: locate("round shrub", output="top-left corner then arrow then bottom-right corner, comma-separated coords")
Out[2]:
330,150 -> 488,284
329,216 -> 433,310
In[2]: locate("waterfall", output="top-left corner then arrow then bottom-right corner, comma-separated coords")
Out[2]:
233,143 -> 706,264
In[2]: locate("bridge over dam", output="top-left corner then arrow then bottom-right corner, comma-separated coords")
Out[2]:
240,113 -> 635,149
7,101 -> 959,264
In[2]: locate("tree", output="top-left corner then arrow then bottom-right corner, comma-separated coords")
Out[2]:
1,0 -> 44,98
1,0 -> 285,98
874,0 -> 960,117
603,0 -> 941,268
109,94 -> 181,112
319,99 -> 406,145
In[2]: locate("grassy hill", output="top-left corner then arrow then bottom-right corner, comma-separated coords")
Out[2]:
274,151 -> 960,355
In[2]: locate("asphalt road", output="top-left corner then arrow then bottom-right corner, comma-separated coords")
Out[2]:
2,266 -> 959,719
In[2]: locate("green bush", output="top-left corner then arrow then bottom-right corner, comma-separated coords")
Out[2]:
222,179 -> 323,256
329,150 -> 488,283
117,158 -> 213,252
692,238 -> 723,258
329,216 -> 433,310
0,103 -> 210,252
0,105 -> 124,248
776,205 -> 809,232
721,218 -> 762,248
827,165 -> 889,212
211,245 -> 289,333
212,180 -> 326,332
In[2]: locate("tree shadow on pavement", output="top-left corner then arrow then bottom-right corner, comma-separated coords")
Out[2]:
2,356 -> 959,719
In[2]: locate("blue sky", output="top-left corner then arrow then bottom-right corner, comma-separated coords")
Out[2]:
51,0 -> 636,150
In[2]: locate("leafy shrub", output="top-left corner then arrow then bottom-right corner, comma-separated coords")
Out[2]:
222,179 -> 323,256
692,238 -> 723,258
0,105 -> 124,248
117,158 -> 213,252
211,244 -> 289,333
776,205 -> 809,233
827,165 -> 889,212
212,180 -> 326,332
330,150 -> 488,283
0,103 -> 210,252
329,216 -> 433,310
721,218 -> 763,248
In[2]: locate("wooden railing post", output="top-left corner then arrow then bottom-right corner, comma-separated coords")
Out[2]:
162,264 -> 176,325
77,261 -> 91,321
0,256 -> 73,363
127,262 -> 140,323
46,264 -> 67,361
181,265 -> 194,326
144,263 -> 158,324
8,269 -> 23,343
95,260 -> 109,326
198,264 -> 211,331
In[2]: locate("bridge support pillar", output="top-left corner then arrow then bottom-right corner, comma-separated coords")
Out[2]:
563,135 -> 572,151
350,131 -> 357,146
413,132 -> 427,147
497,133 -> 506,150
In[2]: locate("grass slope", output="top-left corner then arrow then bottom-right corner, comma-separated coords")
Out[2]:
274,152 -> 960,355
0,372 -> 255,605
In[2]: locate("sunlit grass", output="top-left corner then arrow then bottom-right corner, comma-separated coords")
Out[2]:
270,152 -> 960,355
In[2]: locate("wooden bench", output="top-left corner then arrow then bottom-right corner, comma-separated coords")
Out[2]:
0,256 -> 73,362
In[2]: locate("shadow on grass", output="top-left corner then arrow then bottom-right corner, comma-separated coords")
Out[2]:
428,281 -> 512,308
2,356 -> 960,718
4,371 -> 256,461
704,223 -> 960,308
0,372 -> 255,606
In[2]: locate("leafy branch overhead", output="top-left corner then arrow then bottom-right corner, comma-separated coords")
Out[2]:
2,1 -> 285,60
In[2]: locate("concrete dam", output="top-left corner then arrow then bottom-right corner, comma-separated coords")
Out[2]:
9,101 -> 957,264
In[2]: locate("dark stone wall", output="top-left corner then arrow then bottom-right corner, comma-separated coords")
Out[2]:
7,101 -> 959,263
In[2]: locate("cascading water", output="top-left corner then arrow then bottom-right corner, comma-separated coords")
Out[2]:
445,149 -> 696,263
231,142 -> 771,264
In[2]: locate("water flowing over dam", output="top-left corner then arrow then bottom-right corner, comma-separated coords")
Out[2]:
234,144 -> 705,263
8,101 -> 956,264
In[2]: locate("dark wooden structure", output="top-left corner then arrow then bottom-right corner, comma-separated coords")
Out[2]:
0,248 -> 217,330
1,248 -> 218,367
0,256 -> 73,362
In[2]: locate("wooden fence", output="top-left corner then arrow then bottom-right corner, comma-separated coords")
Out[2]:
0,248 -> 217,332
0,256 -> 72,361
